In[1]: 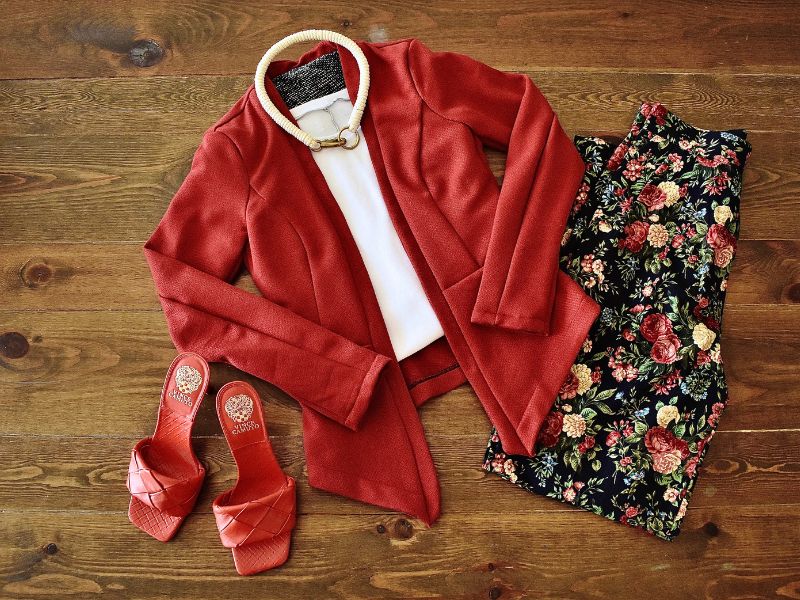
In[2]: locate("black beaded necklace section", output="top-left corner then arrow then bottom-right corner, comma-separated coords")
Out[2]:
271,51 -> 346,109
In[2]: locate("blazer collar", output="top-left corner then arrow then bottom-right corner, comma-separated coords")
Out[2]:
257,38 -> 365,140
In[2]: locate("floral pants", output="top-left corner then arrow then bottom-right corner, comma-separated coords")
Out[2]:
483,102 -> 751,540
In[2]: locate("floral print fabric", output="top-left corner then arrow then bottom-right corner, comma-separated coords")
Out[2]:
483,102 -> 751,540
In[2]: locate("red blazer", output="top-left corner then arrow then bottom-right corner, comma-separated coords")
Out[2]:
144,37 -> 600,525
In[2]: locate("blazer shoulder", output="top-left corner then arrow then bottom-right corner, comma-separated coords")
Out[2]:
363,36 -> 415,50
360,36 -> 416,64
206,84 -> 255,136
199,85 -> 270,165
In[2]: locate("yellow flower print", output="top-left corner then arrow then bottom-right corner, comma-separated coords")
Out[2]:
714,205 -> 733,224
657,405 -> 680,427
572,364 -> 593,395
658,181 -> 681,206
562,413 -> 587,438
692,323 -> 717,351
648,223 -> 669,248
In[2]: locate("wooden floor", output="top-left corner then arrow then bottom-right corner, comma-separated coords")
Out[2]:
1,2 -> 799,599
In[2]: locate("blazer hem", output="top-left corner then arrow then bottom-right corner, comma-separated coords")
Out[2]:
409,363 -> 466,407
306,459 -> 434,526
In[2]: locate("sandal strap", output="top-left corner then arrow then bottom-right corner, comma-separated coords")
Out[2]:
126,438 -> 205,518
212,477 -> 296,548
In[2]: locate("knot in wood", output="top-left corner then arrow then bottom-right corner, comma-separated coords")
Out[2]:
0,332 -> 29,359
20,258 -> 53,288
393,518 -> 413,539
129,39 -> 164,67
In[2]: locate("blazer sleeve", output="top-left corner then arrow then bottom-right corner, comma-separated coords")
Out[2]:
143,130 -> 391,430
407,38 -> 585,335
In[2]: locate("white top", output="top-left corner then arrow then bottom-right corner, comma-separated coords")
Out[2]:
290,88 -> 445,360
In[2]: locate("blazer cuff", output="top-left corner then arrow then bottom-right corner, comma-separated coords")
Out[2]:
469,306 -> 551,336
342,352 -> 392,430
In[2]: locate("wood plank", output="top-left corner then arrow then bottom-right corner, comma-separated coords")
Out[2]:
0,430 -> 797,515
0,307 -> 797,436
0,129 -> 797,241
2,239 -> 799,311
2,507 -> 799,599
3,73 -> 799,137
1,1 -> 798,79
1,3 -> 796,599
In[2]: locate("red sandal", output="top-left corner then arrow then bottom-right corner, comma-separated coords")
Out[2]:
126,352 -> 210,541
212,381 -> 296,575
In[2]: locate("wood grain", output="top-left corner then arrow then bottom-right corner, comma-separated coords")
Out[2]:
2,73 -> 799,137
0,430 -> 797,515
0,129 -> 798,241
2,2 -> 798,598
2,71 -> 798,243
3,508 -> 800,599
1,1 -> 798,79
0,307 -> 798,436
2,239 -> 799,310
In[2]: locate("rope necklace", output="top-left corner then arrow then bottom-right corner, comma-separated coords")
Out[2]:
254,30 -> 369,151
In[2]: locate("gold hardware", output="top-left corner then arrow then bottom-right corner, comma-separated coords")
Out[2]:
314,137 -> 347,149
309,126 -> 360,152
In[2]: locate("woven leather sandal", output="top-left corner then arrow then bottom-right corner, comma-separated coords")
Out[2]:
212,381 -> 296,575
126,352 -> 210,541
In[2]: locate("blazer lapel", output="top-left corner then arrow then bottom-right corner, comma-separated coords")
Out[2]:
259,42 -> 400,361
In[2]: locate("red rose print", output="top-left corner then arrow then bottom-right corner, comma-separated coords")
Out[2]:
537,411 -> 564,448
607,142 -> 629,171
637,183 -> 667,211
650,334 -> 681,364
578,435 -> 596,454
714,246 -> 735,268
478,124 -> 750,539
642,102 -> 668,125
652,450 -> 683,474
698,156 -> 716,168
647,426 -> 690,474
684,456 -> 699,478
558,371 -> 579,400
644,426 -> 690,459
640,313 -> 673,342
645,426 -> 674,454
706,223 -> 737,250
620,221 -> 650,253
